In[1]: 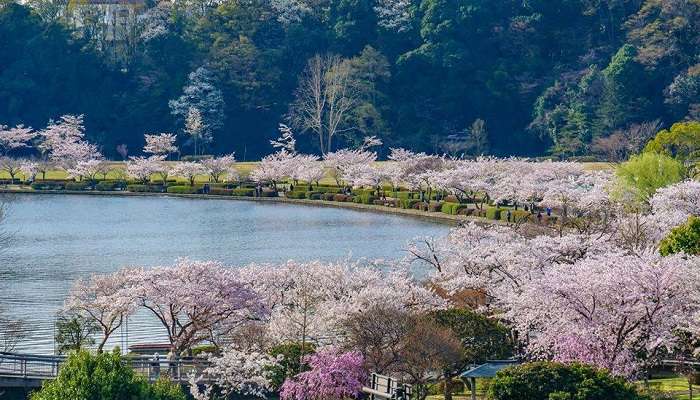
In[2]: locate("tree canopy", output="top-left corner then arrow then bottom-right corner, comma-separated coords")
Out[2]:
2,0 -> 700,158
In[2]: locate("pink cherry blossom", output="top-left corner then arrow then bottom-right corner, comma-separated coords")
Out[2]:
280,348 -> 367,400
143,133 -> 178,155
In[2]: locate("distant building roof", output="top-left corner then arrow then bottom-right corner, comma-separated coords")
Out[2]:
460,360 -> 520,379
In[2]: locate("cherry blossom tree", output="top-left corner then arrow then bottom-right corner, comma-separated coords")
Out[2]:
0,157 -> 24,182
67,159 -> 107,182
323,149 -> 376,187
38,115 -> 101,169
143,133 -> 178,157
135,259 -> 267,354
297,158 -> 325,188
0,124 -> 36,155
184,108 -> 206,156
505,251 -> 699,376
20,160 -> 40,181
239,260 -> 442,350
171,161 -> 207,186
250,151 -> 293,189
280,348 -> 367,400
126,156 -> 162,184
64,269 -> 138,352
190,347 -> 280,399
644,180 -> 700,243
202,154 -> 236,183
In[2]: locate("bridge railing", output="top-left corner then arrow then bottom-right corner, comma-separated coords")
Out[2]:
0,352 -> 211,383
0,353 -> 64,379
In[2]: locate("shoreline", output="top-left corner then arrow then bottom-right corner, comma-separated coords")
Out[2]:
0,188 -> 498,226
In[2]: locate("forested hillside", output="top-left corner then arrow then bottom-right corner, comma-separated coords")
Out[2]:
1,0 -> 698,159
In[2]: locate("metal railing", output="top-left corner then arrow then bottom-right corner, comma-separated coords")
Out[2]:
0,352 -> 210,383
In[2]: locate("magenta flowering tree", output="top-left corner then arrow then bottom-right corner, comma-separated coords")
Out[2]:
280,348 -> 367,400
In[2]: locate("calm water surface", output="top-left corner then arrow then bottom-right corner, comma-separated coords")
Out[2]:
0,194 -> 446,354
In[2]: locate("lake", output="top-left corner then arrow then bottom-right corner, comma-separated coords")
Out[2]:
0,193 -> 447,354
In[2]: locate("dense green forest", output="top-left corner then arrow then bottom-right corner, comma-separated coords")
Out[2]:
1,0 -> 699,159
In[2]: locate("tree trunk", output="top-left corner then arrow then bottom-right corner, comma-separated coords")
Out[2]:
444,375 -> 454,400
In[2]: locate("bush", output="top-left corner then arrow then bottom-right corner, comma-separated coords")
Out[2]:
400,199 -> 421,209
313,186 -> 341,194
441,202 -> 459,215
65,181 -> 91,191
209,188 -> 233,196
31,181 -> 66,190
260,189 -> 278,197
352,188 -> 375,197
488,362 -> 650,400
30,350 -> 187,400
286,191 -> 307,199
355,192 -> 376,204
333,194 -> 350,202
486,207 -> 503,220
659,216 -> 700,256
166,185 -> 199,194
428,202 -> 443,212
232,188 -> 255,197
95,181 -> 126,191
322,193 -> 335,201
305,191 -> 322,199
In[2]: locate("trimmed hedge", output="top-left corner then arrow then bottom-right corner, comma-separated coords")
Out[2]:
65,181 -> 91,191
285,191 -> 307,199
126,184 -> 149,192
167,185 -> 199,194
486,207 -> 503,220
232,188 -> 255,197
353,193 -> 376,204
400,199 -> 421,209
260,189 -> 278,197
209,188 -> 233,196
333,194 -> 351,202
31,181 -> 66,190
501,209 -> 531,223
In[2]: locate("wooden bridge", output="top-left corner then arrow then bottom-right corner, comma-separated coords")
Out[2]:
0,352 -> 210,388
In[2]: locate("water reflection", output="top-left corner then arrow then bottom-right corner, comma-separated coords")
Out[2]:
0,194 -> 446,353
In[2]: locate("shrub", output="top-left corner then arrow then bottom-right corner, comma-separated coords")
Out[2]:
31,181 -> 66,190
65,181 -> 91,191
314,187 -> 341,194
486,207 -> 502,220
127,184 -> 149,192
209,188 -> 233,196
352,188 -> 375,197
400,199 -> 420,209
30,350 -> 187,400
441,202 -> 459,215
488,362 -> 649,400
322,193 -> 335,201
333,194 -> 350,202
232,188 -> 255,197
356,193 -> 376,204
166,185 -> 199,194
285,191 -> 307,199
308,192 -> 323,200
428,202 -> 443,212
260,189 -> 278,197
659,216 -> 700,256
